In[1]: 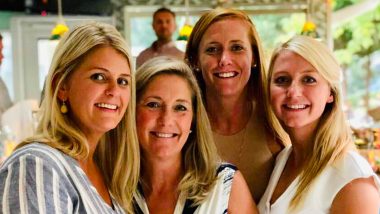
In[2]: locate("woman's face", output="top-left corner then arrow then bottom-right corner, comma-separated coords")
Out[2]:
136,74 -> 193,161
59,46 -> 131,141
270,50 -> 333,134
197,18 -> 254,98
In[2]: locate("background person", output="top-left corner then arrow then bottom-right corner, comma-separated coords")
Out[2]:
0,22 -> 140,213
185,8 -> 285,202
136,7 -> 184,68
134,56 -> 257,213
258,35 -> 380,213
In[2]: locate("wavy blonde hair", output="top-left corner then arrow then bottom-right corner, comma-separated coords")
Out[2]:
266,35 -> 353,210
136,56 -> 219,204
19,22 -> 140,213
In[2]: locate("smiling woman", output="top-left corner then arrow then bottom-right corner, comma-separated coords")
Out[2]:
0,22 -> 139,213
134,56 -> 257,214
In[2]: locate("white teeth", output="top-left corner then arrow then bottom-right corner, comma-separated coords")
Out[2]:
217,72 -> 235,78
96,103 -> 117,110
287,104 -> 306,109
155,132 -> 174,138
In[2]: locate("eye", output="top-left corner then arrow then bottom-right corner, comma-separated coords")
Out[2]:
273,76 -> 290,85
146,102 -> 160,108
205,46 -> 219,54
117,77 -> 129,86
303,76 -> 317,84
90,73 -> 106,81
231,44 -> 244,52
174,104 -> 188,112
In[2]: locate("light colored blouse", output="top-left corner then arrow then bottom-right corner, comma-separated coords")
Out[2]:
133,163 -> 236,214
0,143 -> 124,214
258,146 -> 380,214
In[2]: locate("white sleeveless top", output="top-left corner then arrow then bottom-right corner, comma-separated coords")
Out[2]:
258,146 -> 380,214
134,163 -> 236,214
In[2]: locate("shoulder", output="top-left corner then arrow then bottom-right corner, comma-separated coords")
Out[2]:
330,174 -> 380,213
0,143 -> 73,178
333,150 -> 377,179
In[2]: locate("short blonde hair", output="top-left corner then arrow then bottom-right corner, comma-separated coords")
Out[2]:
21,22 -> 140,213
136,56 -> 219,204
267,35 -> 353,210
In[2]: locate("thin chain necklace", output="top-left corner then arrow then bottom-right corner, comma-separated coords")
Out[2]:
236,102 -> 253,164
237,126 -> 248,164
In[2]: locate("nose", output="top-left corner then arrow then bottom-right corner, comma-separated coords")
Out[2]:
105,81 -> 119,97
287,82 -> 302,98
219,50 -> 232,67
157,107 -> 173,127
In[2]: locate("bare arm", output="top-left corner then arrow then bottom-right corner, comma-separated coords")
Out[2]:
228,171 -> 258,214
331,177 -> 380,214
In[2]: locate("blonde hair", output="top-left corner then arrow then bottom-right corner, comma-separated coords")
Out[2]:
20,22 -> 140,213
267,35 -> 353,210
136,56 -> 219,204
185,7 -> 287,142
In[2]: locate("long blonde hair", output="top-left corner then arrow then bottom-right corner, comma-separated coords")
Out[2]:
267,35 -> 353,209
136,56 -> 219,204
20,22 -> 140,213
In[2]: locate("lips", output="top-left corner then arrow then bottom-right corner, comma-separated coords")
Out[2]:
95,103 -> 118,110
283,104 -> 308,110
151,132 -> 178,138
214,71 -> 238,78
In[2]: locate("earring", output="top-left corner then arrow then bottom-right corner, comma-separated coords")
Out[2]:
194,67 -> 200,72
253,63 -> 257,68
61,100 -> 68,114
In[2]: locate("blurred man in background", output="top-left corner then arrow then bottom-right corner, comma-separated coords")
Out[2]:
136,7 -> 184,68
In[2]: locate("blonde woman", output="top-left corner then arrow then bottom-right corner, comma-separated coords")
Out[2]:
258,35 -> 380,213
0,22 -> 139,213
134,57 -> 256,213
185,8 -> 285,202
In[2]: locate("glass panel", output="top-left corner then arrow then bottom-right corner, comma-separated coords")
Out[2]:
37,39 -> 59,91
0,31 -> 14,100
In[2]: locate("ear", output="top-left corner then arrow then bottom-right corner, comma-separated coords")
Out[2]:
57,83 -> 68,102
327,93 -> 334,103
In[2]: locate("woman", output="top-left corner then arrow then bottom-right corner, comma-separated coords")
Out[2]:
185,8 -> 285,202
0,22 -> 139,213
258,35 -> 380,213
134,56 -> 256,213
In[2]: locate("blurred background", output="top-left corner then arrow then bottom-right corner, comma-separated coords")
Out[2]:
0,0 -> 379,166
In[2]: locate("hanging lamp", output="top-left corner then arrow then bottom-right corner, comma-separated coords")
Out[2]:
301,0 -> 319,38
50,0 -> 69,40
177,0 -> 193,41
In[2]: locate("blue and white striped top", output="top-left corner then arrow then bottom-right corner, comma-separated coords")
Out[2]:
0,143 -> 125,214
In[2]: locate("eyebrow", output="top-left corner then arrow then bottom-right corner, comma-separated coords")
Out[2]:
92,66 -> 131,77
144,96 -> 191,104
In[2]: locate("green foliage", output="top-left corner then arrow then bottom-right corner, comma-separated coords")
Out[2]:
333,1 -> 380,109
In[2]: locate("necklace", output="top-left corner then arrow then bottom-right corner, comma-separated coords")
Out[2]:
237,126 -> 248,164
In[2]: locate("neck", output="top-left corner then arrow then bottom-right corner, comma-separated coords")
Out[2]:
141,155 -> 183,195
287,127 -> 315,166
206,90 -> 252,135
156,38 -> 172,46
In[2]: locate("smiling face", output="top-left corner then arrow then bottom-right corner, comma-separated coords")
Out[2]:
270,50 -> 333,135
197,18 -> 254,98
136,74 -> 193,161
59,46 -> 131,141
